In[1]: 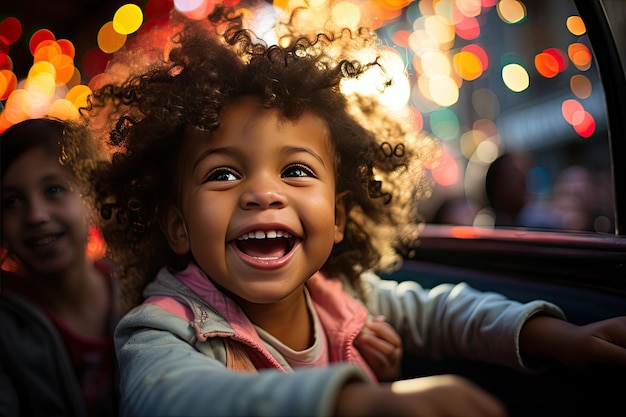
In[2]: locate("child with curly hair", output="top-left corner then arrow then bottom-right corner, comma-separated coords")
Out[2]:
0,118 -> 120,417
81,5 -> 626,417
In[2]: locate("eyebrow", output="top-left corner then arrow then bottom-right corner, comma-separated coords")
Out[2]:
192,145 -> 327,173
285,146 -> 326,167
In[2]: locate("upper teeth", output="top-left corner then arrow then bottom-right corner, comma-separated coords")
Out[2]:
33,236 -> 58,246
237,230 -> 292,240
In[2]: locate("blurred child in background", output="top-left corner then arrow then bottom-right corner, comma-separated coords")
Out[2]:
0,118 -> 120,417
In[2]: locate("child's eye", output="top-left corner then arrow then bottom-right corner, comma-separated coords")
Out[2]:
282,163 -> 317,178
1,195 -> 20,209
204,167 -> 240,182
45,185 -> 66,198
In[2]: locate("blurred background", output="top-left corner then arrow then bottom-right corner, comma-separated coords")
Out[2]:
1,0 -> 622,234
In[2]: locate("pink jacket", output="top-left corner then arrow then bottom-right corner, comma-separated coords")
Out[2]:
146,263 -> 378,381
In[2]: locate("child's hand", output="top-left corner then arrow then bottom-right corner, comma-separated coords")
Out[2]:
354,315 -> 402,381
520,315 -> 626,368
335,374 -> 508,417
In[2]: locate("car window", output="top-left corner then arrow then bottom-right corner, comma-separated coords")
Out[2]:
372,0 -> 615,234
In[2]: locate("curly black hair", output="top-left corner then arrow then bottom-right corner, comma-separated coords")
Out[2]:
82,5 -> 439,311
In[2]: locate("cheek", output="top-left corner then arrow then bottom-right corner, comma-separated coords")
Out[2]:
184,195 -> 231,248
301,193 -> 338,232
64,198 -> 91,237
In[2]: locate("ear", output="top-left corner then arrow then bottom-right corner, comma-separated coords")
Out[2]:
159,205 -> 190,254
334,191 -> 350,244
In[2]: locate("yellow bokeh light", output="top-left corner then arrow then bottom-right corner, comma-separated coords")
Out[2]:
113,4 -> 144,35
502,63 -> 529,92
453,50 -> 482,80
98,21 -> 127,54
428,74 -> 459,107
497,0 -> 527,24
566,15 -> 586,36
66,84 -> 93,108
424,15 -> 455,47
3,89 -> 32,124
25,72 -> 56,100
422,50 -> 451,77
28,60 -> 56,78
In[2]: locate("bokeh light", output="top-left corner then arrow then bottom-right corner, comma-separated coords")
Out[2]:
502,63 -> 529,92
0,17 -> 22,45
113,4 -> 144,35
568,42 -> 592,71
431,152 -> 459,187
497,0 -> 527,24
561,98 -> 584,125
98,21 -> 128,53
570,74 -> 592,99
0,69 -> 17,100
28,29 -> 55,56
572,111 -> 595,138
566,15 -> 586,36
454,50 -> 483,81
87,225 -> 107,260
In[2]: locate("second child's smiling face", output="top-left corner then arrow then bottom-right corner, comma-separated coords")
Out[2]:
1,146 -> 90,276
164,97 -> 346,306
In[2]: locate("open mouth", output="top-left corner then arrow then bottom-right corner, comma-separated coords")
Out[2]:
25,232 -> 63,248
235,230 -> 296,260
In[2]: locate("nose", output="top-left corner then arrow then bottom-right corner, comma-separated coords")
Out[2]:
239,175 -> 288,210
25,196 -> 51,225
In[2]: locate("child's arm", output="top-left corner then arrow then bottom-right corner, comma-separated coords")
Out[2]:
354,316 -> 402,381
363,271 -> 626,371
335,374 -> 507,417
519,315 -> 626,368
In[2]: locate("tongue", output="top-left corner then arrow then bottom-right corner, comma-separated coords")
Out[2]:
237,239 -> 288,259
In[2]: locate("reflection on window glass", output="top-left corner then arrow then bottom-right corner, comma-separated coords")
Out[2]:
372,0 -> 614,233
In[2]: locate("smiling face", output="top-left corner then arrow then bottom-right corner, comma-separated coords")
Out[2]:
1,146 -> 90,276
163,97 -> 346,307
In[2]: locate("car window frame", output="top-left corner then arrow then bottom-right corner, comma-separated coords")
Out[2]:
574,0 -> 626,236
